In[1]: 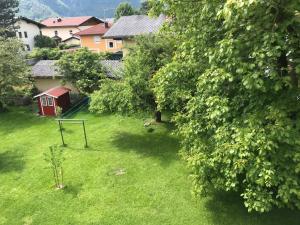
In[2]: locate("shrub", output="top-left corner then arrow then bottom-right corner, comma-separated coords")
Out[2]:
34,35 -> 56,48
89,80 -> 138,114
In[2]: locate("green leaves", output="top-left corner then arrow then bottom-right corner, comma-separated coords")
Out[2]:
152,0 -> 300,212
57,48 -> 106,94
0,37 -> 31,110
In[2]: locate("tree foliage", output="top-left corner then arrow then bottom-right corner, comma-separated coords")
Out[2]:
57,48 -> 106,94
28,47 -> 64,60
151,0 -> 300,212
0,0 -> 18,37
89,34 -> 175,116
139,0 -> 151,15
0,37 -> 30,111
115,2 -> 136,20
34,35 -> 57,48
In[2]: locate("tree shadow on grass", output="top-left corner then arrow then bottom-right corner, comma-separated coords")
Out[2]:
205,191 -> 300,225
0,150 -> 25,173
110,131 -> 180,167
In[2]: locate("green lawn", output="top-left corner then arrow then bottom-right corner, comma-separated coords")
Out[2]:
0,107 -> 299,225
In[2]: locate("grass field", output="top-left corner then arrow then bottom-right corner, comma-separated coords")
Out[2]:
0,107 -> 299,225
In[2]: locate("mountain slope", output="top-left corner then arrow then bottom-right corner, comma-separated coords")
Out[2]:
19,0 -> 141,20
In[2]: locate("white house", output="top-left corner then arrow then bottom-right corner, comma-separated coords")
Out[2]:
15,17 -> 45,51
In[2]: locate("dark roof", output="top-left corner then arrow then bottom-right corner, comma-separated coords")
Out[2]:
34,86 -> 71,99
101,60 -> 123,78
62,36 -> 80,42
103,15 -> 165,39
18,16 -> 45,28
31,60 -> 60,78
41,16 -> 104,27
75,23 -> 111,36
31,60 -> 123,79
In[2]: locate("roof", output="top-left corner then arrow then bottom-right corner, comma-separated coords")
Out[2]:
31,59 -> 123,79
18,16 -> 45,28
31,60 -> 61,78
75,23 -> 111,36
62,36 -> 80,42
103,15 -> 165,39
41,16 -> 103,27
100,60 -> 123,78
34,86 -> 71,99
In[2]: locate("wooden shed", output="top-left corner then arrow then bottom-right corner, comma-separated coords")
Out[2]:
34,86 -> 71,116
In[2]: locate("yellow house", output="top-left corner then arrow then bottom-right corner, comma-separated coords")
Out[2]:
103,15 -> 166,55
41,16 -> 104,44
75,23 -> 122,53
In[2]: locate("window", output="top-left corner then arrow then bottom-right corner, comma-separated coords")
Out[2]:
108,41 -> 114,48
24,31 -> 28,38
47,97 -> 53,106
69,30 -> 73,35
18,32 -> 22,38
41,96 -> 47,106
54,30 -> 58,36
94,36 -> 101,43
25,44 -> 30,51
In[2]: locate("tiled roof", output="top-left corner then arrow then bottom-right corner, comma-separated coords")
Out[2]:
41,16 -> 103,27
103,15 -> 165,39
31,60 -> 61,78
31,60 -> 123,79
19,16 -> 45,28
75,23 -> 111,36
34,86 -> 71,98
101,60 -> 123,78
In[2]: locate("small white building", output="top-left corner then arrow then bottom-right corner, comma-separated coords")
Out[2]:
15,17 -> 45,51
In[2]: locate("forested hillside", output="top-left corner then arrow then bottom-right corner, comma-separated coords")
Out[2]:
19,0 -> 140,20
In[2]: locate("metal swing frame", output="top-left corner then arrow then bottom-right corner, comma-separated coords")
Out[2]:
56,119 -> 88,148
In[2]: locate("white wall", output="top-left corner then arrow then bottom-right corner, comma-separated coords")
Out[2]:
41,25 -> 94,41
15,20 -> 41,51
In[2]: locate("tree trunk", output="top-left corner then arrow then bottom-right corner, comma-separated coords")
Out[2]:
155,111 -> 162,123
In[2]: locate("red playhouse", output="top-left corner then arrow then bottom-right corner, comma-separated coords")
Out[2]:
34,86 -> 71,116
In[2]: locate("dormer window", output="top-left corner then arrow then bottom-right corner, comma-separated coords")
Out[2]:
54,30 -> 58,36
69,30 -> 73,35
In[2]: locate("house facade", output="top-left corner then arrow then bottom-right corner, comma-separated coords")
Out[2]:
103,15 -> 166,55
75,23 -> 122,53
15,17 -> 45,51
41,16 -> 104,44
31,60 -> 78,93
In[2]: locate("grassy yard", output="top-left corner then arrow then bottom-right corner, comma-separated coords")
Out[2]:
0,107 -> 299,225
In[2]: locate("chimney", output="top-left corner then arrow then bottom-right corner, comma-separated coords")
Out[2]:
104,22 -> 109,28
57,17 -> 62,22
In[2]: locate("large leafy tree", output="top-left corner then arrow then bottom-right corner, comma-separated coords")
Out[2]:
139,0 -> 151,15
115,2 -> 136,20
57,48 -> 106,94
0,0 -> 19,37
152,0 -> 300,212
0,37 -> 30,111
90,34 -> 175,121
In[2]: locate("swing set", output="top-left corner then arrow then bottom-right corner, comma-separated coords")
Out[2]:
56,119 -> 88,148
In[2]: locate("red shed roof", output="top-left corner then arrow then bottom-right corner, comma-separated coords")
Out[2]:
34,87 -> 71,99
75,23 -> 111,36
41,16 -> 103,27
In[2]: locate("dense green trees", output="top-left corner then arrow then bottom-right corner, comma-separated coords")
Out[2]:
115,2 -> 136,20
0,0 -> 18,37
90,34 -> 175,120
34,35 -> 57,48
57,48 -> 106,94
151,0 -> 300,212
0,37 -> 30,111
